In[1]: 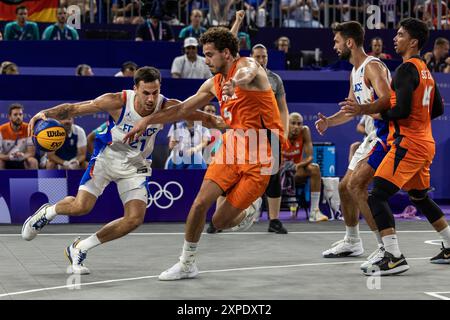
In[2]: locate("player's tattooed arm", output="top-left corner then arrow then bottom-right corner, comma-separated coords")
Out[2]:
28,93 -> 123,136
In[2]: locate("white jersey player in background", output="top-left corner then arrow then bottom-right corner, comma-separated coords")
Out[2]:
315,22 -> 392,267
22,67 -> 222,274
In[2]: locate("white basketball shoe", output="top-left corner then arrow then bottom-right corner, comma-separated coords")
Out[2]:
322,238 -> 364,258
65,237 -> 90,275
230,198 -> 263,232
21,203 -> 51,241
159,261 -> 199,281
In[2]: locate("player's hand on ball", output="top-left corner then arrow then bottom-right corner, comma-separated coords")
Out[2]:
340,97 -> 361,116
28,112 -> 47,136
123,119 -> 146,144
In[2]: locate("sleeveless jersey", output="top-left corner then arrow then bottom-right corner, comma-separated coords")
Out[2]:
351,56 -> 390,143
93,90 -> 165,167
282,133 -> 304,164
388,57 -> 435,145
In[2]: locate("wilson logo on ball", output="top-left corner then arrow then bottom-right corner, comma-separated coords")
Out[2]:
33,118 -> 67,152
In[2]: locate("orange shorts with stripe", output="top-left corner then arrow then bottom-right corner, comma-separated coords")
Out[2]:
374,138 -> 435,191
204,162 -> 271,210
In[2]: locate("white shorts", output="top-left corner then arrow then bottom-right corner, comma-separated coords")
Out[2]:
348,135 -> 378,171
78,156 -> 150,205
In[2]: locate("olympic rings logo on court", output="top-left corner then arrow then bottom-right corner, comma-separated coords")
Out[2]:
146,181 -> 184,209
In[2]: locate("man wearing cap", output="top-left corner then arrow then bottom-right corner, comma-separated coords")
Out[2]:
171,37 -> 213,79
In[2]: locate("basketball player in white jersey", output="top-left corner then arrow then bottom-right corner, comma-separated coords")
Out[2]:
21,67 -> 222,274
315,22 -> 392,267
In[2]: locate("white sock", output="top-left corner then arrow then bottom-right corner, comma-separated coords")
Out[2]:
382,235 -> 401,258
373,230 -> 383,247
76,234 -> 101,252
345,224 -> 360,241
310,192 -> 320,211
180,240 -> 197,265
439,226 -> 450,248
45,205 -> 58,220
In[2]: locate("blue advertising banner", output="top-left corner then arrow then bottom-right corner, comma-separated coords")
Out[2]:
0,169 -> 212,224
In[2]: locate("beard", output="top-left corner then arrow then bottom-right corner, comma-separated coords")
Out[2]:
12,119 -> 22,127
338,47 -> 351,60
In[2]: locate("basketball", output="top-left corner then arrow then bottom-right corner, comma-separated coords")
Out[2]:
32,118 -> 66,152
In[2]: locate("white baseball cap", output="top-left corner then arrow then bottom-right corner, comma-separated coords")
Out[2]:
184,37 -> 199,48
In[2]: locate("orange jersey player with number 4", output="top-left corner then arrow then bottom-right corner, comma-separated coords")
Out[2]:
123,27 -> 284,281
341,18 -> 450,276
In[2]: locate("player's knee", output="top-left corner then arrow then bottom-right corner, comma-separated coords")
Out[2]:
338,179 -> 350,197
408,189 -> 427,202
26,157 -> 38,169
408,189 -> 444,224
191,198 -> 209,215
124,215 -> 144,231
309,163 -> 321,176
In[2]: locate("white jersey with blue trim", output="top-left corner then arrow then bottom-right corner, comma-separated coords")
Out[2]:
351,56 -> 391,142
94,90 -> 165,175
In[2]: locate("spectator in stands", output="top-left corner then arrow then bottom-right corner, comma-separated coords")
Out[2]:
243,0 -> 267,27
0,31 -> 3,41
75,64 -> 94,76
282,112 -> 328,222
276,36 -> 301,70
60,0 -> 97,21
0,61 -> 19,75
46,118 -> 88,170
115,61 -> 138,77
165,120 -> 210,169
179,9 -> 207,40
171,37 -> 212,79
42,6 -> 79,41
135,12 -> 175,41
423,0 -> 450,29
112,0 -> 145,25
209,0 -> 236,26
0,104 -> 38,169
368,37 -> 392,60
281,0 -> 322,28
3,6 -> 39,41
424,37 -> 450,72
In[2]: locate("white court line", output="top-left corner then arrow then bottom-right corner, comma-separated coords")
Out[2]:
424,292 -> 450,300
0,230 -> 438,237
0,257 -> 431,298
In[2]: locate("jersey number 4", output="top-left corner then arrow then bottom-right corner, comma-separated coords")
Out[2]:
422,85 -> 432,111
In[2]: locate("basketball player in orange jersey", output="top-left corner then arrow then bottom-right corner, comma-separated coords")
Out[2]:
342,18 -> 450,276
283,112 -> 328,221
124,27 -> 285,280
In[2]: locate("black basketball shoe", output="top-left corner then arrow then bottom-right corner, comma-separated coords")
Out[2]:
430,243 -> 450,264
362,251 -> 409,276
206,222 -> 222,234
268,219 -> 288,234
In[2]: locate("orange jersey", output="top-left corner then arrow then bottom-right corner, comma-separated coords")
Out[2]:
0,122 -> 31,156
388,57 -> 435,146
213,58 -> 284,164
282,134 -> 304,164
214,58 -> 284,136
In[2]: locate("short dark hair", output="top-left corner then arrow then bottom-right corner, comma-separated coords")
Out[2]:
122,61 -> 138,72
16,5 -> 27,14
399,18 -> 429,50
371,36 -> 383,43
199,27 -> 239,57
435,37 -> 449,47
9,103 -> 23,115
333,21 -> 365,47
134,66 -> 161,86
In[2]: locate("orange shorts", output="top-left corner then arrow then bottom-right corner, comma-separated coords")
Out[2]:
204,162 -> 271,210
374,139 -> 435,191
